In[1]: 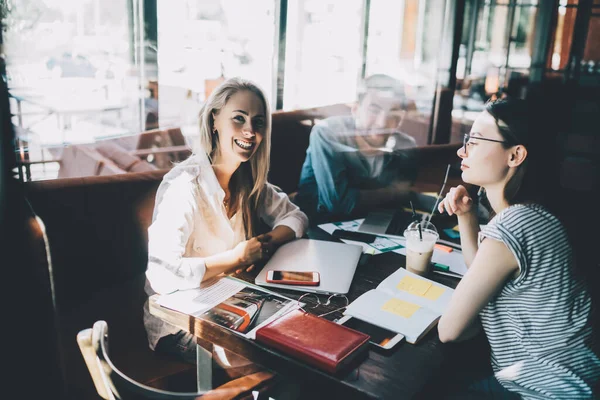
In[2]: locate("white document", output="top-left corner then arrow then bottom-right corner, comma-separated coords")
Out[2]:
344,268 -> 454,344
157,277 -> 246,316
157,277 -> 298,339
318,219 -> 405,254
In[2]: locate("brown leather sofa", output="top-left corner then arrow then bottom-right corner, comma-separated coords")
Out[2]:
25,170 -> 195,399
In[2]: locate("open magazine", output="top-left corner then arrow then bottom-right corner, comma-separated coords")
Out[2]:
344,268 -> 454,344
156,276 -> 298,339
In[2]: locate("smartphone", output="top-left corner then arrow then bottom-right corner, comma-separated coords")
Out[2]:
337,315 -> 404,350
266,270 -> 320,286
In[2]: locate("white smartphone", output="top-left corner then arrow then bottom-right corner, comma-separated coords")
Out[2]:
337,315 -> 404,350
266,270 -> 320,286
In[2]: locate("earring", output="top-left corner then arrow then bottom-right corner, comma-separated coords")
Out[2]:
213,128 -> 218,135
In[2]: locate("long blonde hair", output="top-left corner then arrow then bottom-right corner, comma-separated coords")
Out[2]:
198,77 -> 271,238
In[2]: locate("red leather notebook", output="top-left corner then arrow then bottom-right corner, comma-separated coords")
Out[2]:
255,309 -> 370,374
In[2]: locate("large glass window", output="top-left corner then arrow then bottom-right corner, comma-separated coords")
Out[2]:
6,0 -> 595,182
283,0 -> 363,110
366,0 -> 447,146
4,0 -> 149,181
454,1 -> 542,144
157,0 -> 277,139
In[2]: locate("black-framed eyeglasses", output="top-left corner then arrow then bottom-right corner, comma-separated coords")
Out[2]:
463,133 -> 508,148
462,133 -> 508,153
297,293 -> 349,318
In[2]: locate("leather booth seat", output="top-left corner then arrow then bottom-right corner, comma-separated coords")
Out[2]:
25,170 -> 198,399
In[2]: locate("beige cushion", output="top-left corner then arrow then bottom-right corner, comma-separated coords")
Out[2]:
96,142 -> 141,170
58,145 -> 101,178
98,160 -> 126,176
95,142 -> 157,173
58,145 -> 126,178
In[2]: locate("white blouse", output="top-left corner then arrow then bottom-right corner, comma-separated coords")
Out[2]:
144,152 -> 308,349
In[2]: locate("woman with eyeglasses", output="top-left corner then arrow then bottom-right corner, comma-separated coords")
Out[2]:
437,97 -> 599,399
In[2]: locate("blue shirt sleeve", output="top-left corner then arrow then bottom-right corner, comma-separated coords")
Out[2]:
303,123 -> 359,214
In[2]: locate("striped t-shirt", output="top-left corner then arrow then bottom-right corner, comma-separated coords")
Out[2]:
479,204 -> 599,399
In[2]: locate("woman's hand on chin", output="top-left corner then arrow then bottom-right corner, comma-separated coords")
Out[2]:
438,185 -> 473,216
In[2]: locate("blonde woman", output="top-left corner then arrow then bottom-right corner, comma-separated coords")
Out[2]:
143,78 -> 308,369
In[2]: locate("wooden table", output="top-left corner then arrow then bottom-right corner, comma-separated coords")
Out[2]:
149,220 -> 490,399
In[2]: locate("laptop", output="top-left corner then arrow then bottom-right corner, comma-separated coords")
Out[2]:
356,209 -> 413,237
255,239 -> 363,295
356,192 -> 440,237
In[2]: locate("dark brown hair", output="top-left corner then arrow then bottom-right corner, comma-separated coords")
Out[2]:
486,97 -> 599,357
484,97 -> 558,208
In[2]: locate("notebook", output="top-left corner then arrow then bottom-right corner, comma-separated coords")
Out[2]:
344,268 -> 453,344
255,239 -> 363,295
255,309 -> 370,374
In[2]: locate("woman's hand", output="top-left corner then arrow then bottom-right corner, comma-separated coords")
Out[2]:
232,234 -> 274,273
233,237 -> 265,267
438,185 -> 473,216
256,233 -> 275,255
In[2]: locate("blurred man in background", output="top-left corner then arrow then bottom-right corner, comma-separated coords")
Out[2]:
293,74 -> 418,221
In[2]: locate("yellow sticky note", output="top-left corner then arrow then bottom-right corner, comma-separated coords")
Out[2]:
381,298 -> 421,318
397,276 -> 432,296
423,285 -> 446,301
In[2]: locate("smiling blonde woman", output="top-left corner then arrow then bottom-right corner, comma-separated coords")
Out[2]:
143,78 -> 308,374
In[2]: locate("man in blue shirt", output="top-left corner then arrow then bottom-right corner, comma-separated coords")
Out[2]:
293,74 -> 418,221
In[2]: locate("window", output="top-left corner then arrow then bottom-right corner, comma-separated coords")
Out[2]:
282,0 -> 363,110
453,0 -> 542,144
5,0 -> 150,181
365,0 -> 447,146
156,0 -> 277,137
7,0 -> 597,182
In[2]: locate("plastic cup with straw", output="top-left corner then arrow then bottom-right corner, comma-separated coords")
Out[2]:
404,197 -> 440,276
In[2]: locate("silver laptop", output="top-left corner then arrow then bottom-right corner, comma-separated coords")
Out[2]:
357,193 -> 438,237
357,209 -> 412,237
255,239 -> 362,295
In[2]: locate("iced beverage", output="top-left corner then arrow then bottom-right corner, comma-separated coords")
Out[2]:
404,221 -> 438,276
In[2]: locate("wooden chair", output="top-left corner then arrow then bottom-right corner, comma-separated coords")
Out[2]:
77,320 -> 276,400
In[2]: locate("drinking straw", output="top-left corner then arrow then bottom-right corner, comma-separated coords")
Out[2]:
410,201 -> 417,220
428,164 -> 451,224
410,201 -> 423,241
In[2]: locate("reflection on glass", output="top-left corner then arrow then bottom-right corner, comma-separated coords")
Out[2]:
5,0 -> 148,181
550,2 -> 577,71
507,4 -> 537,69
283,0 -> 363,109
583,16 -> 600,66
157,0 -> 276,136
454,1 -> 541,144
293,74 -> 419,219
364,0 -> 446,149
